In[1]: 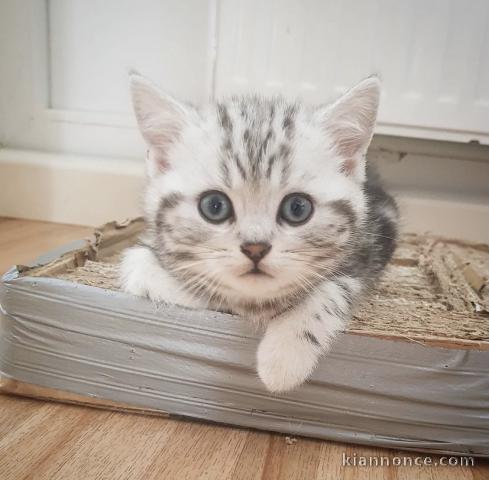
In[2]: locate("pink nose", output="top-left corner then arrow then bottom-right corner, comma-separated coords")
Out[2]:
240,242 -> 272,263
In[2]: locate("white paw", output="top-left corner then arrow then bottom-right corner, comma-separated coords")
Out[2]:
256,330 -> 320,393
119,246 -> 205,309
119,246 -> 167,302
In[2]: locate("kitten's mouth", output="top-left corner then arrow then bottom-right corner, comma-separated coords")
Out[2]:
241,266 -> 273,278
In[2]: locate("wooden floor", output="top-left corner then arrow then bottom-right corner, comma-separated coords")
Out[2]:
0,217 -> 487,480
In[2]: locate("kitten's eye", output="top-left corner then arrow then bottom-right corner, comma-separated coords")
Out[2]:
279,193 -> 313,225
198,191 -> 234,223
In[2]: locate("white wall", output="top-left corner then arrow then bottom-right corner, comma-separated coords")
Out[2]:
0,0 -> 488,239
2,0 -> 489,156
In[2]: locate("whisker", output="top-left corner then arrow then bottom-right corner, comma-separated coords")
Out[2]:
362,232 -> 396,241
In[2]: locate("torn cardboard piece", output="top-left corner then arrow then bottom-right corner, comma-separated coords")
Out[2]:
26,220 -> 489,343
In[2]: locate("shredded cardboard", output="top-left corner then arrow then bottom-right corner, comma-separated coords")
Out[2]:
24,219 -> 489,343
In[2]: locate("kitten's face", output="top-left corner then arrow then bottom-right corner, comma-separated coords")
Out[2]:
131,76 -> 379,306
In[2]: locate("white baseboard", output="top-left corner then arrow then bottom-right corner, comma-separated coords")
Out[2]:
0,149 -> 145,226
396,194 -> 489,244
0,148 -> 488,243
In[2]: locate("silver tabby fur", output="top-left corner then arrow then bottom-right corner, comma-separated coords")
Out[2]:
121,73 -> 398,392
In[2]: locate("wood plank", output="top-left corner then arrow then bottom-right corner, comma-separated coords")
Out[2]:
1,218 -> 488,479
0,379 -> 169,417
0,217 -> 92,274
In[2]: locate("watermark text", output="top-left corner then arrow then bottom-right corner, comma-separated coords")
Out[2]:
342,453 -> 474,468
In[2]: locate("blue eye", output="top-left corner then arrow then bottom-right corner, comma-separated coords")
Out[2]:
199,191 -> 233,223
279,193 -> 313,225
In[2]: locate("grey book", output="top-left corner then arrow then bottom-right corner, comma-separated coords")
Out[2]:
1,219 -> 488,456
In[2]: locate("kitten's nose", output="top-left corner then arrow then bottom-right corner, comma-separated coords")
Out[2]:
240,242 -> 272,263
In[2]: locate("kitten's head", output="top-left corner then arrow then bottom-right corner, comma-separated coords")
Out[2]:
130,74 -> 380,307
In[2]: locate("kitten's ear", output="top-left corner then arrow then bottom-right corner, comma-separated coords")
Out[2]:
316,76 -> 380,180
129,71 -> 190,175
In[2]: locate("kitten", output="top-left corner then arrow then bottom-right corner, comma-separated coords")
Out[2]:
120,73 -> 398,393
